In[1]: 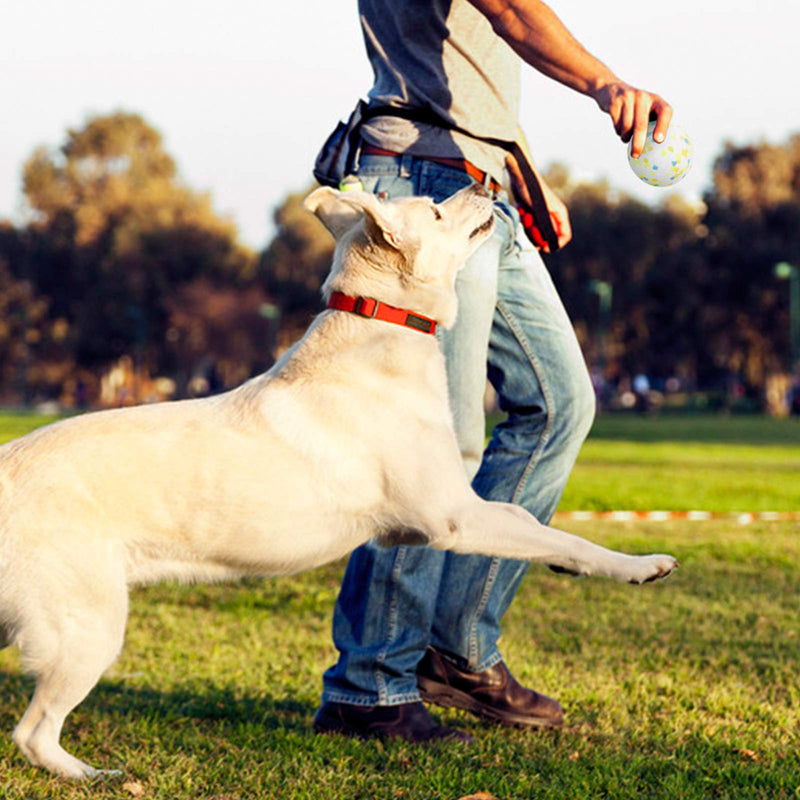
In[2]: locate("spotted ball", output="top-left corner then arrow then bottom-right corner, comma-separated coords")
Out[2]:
628,121 -> 692,187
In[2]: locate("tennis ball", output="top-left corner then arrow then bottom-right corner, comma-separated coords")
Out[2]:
338,175 -> 363,192
628,121 -> 692,187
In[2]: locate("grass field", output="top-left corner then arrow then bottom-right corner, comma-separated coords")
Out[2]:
558,414 -> 800,513
0,410 -> 798,799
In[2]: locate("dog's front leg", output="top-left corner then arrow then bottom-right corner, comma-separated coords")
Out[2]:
437,500 -> 677,584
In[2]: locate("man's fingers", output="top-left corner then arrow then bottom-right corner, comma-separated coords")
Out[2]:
651,103 -> 674,144
619,92 -> 674,159
617,94 -> 635,141
609,85 -> 635,139
629,93 -> 654,159
594,81 -> 675,155
552,209 -> 572,249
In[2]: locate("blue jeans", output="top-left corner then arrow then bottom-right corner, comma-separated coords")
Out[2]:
322,154 -> 595,706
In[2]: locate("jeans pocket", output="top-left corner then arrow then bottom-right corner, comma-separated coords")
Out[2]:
357,156 -> 416,200
493,199 -> 520,256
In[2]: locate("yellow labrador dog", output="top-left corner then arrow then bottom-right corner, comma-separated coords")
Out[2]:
0,183 -> 677,778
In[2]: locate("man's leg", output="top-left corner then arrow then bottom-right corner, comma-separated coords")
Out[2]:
316,159 -> 495,741
419,203 -> 595,722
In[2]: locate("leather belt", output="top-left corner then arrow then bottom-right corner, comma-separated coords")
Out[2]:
361,143 -> 502,196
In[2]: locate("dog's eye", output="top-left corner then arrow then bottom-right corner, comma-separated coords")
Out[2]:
431,206 -> 442,221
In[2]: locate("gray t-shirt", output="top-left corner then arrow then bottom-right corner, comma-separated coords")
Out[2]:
358,0 -> 520,186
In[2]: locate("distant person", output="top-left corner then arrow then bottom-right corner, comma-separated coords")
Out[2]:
313,0 -> 673,743
633,373 -> 651,414
591,366 -> 612,412
789,374 -> 800,416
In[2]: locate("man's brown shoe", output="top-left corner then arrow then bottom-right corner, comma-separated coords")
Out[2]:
417,646 -> 564,729
313,700 -> 473,744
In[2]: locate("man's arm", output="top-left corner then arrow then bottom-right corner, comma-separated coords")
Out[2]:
467,0 -> 672,158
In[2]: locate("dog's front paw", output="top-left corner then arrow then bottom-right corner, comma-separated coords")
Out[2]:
626,554 -> 679,584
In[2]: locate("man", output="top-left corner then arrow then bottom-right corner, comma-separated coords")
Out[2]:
313,0 -> 672,743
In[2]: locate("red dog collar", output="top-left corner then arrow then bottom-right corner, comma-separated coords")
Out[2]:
327,291 -> 437,335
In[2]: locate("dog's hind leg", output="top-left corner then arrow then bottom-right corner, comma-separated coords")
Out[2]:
12,577 -> 128,779
438,499 -> 678,584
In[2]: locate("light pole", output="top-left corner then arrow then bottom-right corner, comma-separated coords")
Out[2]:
774,262 -> 799,372
588,279 -> 612,370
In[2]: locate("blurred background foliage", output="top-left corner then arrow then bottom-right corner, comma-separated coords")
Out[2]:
1,111 -> 799,413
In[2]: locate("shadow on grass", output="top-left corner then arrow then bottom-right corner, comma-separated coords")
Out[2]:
101,679 -> 315,730
0,668 -> 316,737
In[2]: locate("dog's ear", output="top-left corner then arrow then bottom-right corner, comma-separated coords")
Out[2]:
338,191 -> 403,251
304,187 -> 365,239
304,187 -> 402,250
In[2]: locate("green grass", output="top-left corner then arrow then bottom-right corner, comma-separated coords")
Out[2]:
0,410 -> 64,445
489,412 -> 800,513
561,415 -> 800,512
560,438 -> 800,512
0,411 -> 798,798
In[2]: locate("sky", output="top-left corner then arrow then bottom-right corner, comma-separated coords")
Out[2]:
1,0 -> 798,250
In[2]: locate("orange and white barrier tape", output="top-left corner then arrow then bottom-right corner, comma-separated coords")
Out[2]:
552,510 -> 800,524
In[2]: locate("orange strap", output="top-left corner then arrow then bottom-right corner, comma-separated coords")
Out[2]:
327,291 -> 437,335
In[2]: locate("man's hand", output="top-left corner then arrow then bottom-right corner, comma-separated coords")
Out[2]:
540,180 -> 571,252
589,80 -> 673,159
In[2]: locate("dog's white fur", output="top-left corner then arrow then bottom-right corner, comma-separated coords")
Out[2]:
0,184 -> 677,778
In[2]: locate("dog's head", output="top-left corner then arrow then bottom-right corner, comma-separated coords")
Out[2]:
304,183 -> 495,328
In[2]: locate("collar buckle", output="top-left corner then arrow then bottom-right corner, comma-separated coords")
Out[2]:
353,296 -> 380,318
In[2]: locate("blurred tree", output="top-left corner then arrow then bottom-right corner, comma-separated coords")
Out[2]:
548,135 -> 800,402
710,134 -> 800,214
701,134 -> 800,386
0,234 -> 74,403
546,169 -> 700,382
164,279 -> 276,395
4,124 -> 798,408
15,111 -> 256,373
